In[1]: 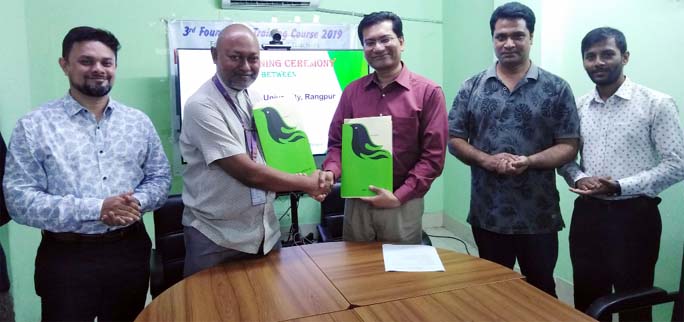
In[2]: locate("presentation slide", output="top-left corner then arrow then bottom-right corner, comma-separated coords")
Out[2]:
176,49 -> 369,155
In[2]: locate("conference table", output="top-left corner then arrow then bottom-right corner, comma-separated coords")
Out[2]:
135,241 -> 595,322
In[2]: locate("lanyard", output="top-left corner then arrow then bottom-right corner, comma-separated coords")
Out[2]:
212,75 -> 260,161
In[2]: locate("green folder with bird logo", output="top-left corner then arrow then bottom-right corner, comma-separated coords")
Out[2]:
341,116 -> 393,198
253,103 -> 317,175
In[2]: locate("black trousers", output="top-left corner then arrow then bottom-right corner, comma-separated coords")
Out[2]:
0,243 -> 9,292
35,224 -> 151,322
472,226 -> 559,297
570,196 -> 661,322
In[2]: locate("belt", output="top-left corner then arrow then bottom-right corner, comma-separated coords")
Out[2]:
579,196 -> 661,206
42,221 -> 144,244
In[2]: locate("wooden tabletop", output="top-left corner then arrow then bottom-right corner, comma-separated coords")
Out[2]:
135,246 -> 349,322
300,242 -> 523,306
136,242 -> 591,322
284,310 -> 363,322
353,279 -> 596,322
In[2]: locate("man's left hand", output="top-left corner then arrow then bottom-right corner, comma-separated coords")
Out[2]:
359,185 -> 401,208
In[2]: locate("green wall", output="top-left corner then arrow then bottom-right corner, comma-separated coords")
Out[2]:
443,0 -> 684,320
0,0 -> 31,319
442,0 -> 493,228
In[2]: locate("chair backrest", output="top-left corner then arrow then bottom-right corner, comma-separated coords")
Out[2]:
320,183 -> 344,218
318,183 -> 344,242
151,194 -> 185,297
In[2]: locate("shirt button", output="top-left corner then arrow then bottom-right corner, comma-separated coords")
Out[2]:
99,150 -> 103,154
381,94 -> 386,97
102,176 -> 107,181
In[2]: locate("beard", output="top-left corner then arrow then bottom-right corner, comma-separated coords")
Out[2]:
588,66 -> 623,86
71,78 -> 112,97
227,75 -> 257,91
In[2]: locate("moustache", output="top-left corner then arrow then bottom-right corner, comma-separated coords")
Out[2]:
500,51 -> 518,56
86,75 -> 108,80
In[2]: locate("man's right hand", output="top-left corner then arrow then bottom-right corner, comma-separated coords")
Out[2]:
100,192 -> 141,226
306,170 -> 333,202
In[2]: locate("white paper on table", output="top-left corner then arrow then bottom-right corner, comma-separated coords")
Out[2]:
382,244 -> 446,272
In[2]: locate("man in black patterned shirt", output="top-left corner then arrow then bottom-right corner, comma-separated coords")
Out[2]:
447,2 -> 579,297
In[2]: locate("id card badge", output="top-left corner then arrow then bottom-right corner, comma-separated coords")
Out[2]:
250,187 -> 267,205
244,129 -> 266,205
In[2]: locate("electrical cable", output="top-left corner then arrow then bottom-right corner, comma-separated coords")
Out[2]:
427,234 -> 471,255
278,206 -> 292,221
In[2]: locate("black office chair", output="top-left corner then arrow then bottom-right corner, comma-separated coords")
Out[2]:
317,183 -> 344,242
149,194 -> 186,298
586,243 -> 683,322
421,230 -> 432,246
316,183 -> 432,246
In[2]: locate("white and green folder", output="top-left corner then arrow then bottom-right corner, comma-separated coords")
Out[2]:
341,116 -> 393,198
253,103 -> 317,175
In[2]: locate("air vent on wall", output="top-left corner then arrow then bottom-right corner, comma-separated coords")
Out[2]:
221,0 -> 321,10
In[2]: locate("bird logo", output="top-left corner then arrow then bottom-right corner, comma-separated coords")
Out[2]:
350,123 -> 391,160
260,107 -> 306,144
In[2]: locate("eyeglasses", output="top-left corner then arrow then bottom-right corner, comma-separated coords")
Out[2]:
363,36 -> 396,48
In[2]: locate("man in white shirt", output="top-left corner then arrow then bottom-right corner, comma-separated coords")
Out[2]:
559,27 -> 684,322
180,24 -> 331,277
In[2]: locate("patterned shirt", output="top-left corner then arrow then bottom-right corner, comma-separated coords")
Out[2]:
3,94 -> 171,234
449,63 -> 580,234
559,77 -> 684,199
322,64 -> 448,204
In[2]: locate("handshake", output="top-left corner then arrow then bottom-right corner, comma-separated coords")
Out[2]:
303,170 -> 335,202
299,170 -> 400,208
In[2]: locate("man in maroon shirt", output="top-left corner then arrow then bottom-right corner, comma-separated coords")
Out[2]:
322,11 -> 448,243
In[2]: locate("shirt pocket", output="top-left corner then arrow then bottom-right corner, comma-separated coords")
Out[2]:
612,119 -> 651,154
115,126 -> 149,165
392,116 -> 420,153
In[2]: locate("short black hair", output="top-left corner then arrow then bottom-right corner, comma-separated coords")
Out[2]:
357,11 -> 403,44
581,27 -> 628,56
62,26 -> 121,59
489,2 -> 536,36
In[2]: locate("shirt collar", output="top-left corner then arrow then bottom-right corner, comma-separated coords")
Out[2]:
485,61 -> 539,81
364,62 -> 411,90
591,76 -> 633,103
62,93 -> 116,117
